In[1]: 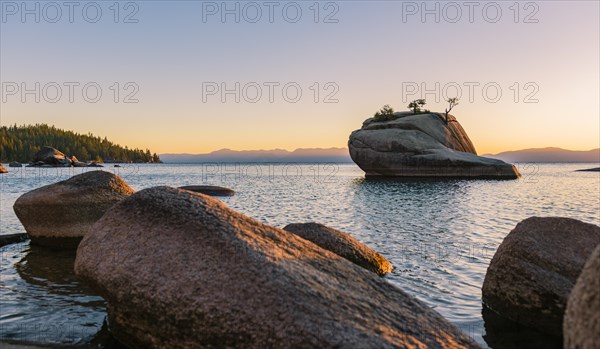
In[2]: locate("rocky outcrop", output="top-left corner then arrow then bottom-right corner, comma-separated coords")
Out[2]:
14,171 -> 134,248
9,161 -> 22,168
283,222 -> 392,276
0,164 -> 7,173
564,245 -> 600,349
26,147 -> 104,168
482,217 -> 600,335
348,112 -> 520,178
75,187 -> 480,349
179,185 -> 235,196
32,146 -> 72,166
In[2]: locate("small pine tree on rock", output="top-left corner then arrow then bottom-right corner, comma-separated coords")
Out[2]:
374,104 -> 396,121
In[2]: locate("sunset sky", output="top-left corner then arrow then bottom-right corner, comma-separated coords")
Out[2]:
1,1 -> 598,154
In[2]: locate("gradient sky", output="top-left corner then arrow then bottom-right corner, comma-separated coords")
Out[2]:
1,1 -> 598,154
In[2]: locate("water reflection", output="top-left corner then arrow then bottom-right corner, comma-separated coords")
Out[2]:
0,241 -> 118,347
349,177 -> 505,347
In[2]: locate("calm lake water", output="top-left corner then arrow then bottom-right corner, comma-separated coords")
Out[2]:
1,163 -> 599,348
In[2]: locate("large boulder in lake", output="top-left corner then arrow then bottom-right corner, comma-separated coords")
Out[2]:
75,187 -> 480,349
482,217 -> 600,335
348,112 -> 520,178
33,146 -> 72,166
283,222 -> 392,276
564,245 -> 600,349
14,171 -> 134,248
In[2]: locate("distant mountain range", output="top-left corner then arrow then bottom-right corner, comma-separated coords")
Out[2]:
160,147 -> 600,163
160,148 -> 353,163
483,147 -> 600,163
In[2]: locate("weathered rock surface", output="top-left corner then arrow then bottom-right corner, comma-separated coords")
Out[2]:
482,217 -> 600,335
0,164 -> 7,173
348,112 -> 520,178
179,185 -> 235,196
32,146 -> 72,166
75,186 -> 480,349
14,171 -> 134,248
564,244 -> 600,349
283,222 -> 392,276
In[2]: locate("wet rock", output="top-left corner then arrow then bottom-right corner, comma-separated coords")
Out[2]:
482,217 -> 600,335
13,171 -> 134,248
9,161 -> 22,168
564,245 -> 600,349
75,186 -> 480,349
283,222 -> 392,276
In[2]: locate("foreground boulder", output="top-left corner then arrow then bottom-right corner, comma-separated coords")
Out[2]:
283,222 -> 392,276
179,185 -> 235,196
32,146 -> 72,166
564,245 -> 600,349
14,171 -> 134,248
348,112 -> 520,178
75,187 -> 479,349
482,217 -> 600,335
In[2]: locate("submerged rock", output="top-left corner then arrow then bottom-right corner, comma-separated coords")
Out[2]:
482,217 -> 600,335
564,245 -> 600,349
283,222 -> 392,276
75,187 -> 480,349
348,112 -> 520,178
13,171 -> 134,248
482,306 -> 562,349
179,185 -> 235,196
0,233 -> 28,247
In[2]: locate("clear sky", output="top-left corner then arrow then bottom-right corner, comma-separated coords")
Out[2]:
1,1 -> 598,154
